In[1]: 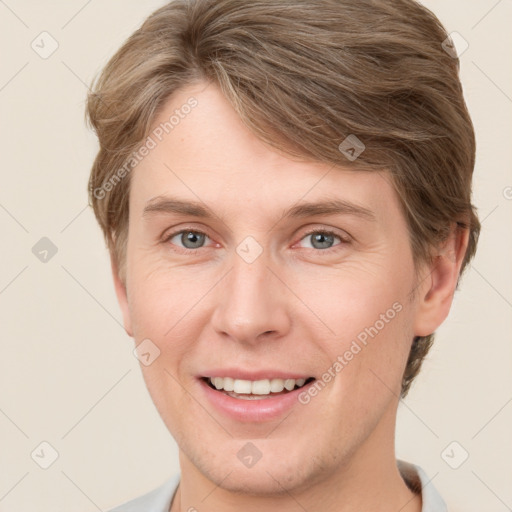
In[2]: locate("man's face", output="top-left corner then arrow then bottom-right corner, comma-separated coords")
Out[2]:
117,81 -> 427,493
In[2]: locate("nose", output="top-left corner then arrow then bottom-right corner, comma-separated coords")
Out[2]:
210,248 -> 292,346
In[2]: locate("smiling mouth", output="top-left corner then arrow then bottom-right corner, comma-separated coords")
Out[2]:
201,376 -> 316,400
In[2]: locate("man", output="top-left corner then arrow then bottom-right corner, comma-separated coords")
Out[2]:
86,1 -> 480,510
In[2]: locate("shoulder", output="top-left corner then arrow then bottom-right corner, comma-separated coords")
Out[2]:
397,460 -> 447,512
107,474 -> 180,512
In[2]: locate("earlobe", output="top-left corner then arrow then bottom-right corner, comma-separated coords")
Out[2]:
111,255 -> 133,338
413,225 -> 470,337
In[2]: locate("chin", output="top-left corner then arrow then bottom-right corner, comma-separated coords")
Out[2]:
181,435 -> 332,496
206,461 -> 312,496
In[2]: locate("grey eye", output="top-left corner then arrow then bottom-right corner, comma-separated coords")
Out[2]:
171,231 -> 207,249
306,232 -> 338,250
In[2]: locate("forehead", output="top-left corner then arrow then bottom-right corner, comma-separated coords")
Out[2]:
130,82 -> 401,224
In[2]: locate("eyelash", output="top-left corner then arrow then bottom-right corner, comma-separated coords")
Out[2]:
162,227 -> 350,255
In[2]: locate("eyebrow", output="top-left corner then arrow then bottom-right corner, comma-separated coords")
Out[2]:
142,196 -> 376,222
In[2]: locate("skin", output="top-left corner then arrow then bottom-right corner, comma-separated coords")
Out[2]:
112,81 -> 468,512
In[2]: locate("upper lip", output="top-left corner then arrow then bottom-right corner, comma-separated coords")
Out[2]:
199,369 -> 315,381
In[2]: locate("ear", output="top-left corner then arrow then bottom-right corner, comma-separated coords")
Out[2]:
413,224 -> 469,337
111,254 -> 133,338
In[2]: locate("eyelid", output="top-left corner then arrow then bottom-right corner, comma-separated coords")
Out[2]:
299,226 -> 351,242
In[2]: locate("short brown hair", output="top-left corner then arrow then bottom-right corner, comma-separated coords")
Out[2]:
86,0 -> 480,397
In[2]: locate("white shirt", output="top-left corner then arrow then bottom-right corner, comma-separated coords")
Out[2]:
108,460 -> 447,512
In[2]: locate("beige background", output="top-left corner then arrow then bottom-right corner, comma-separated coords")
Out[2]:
0,1 -> 510,510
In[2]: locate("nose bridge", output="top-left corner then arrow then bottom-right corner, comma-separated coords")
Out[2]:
210,245 -> 290,343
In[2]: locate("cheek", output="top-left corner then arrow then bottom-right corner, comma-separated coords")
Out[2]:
125,265 -> 207,432
126,256 -> 212,341
298,262 -> 414,388
304,261 -> 410,334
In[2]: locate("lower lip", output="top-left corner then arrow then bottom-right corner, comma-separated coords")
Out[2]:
198,378 -> 315,423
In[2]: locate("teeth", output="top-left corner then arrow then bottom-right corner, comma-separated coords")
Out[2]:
233,379 -> 252,394
252,379 -> 270,395
223,377 -> 234,391
284,379 -> 295,391
207,377 -> 311,395
270,378 -> 285,393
